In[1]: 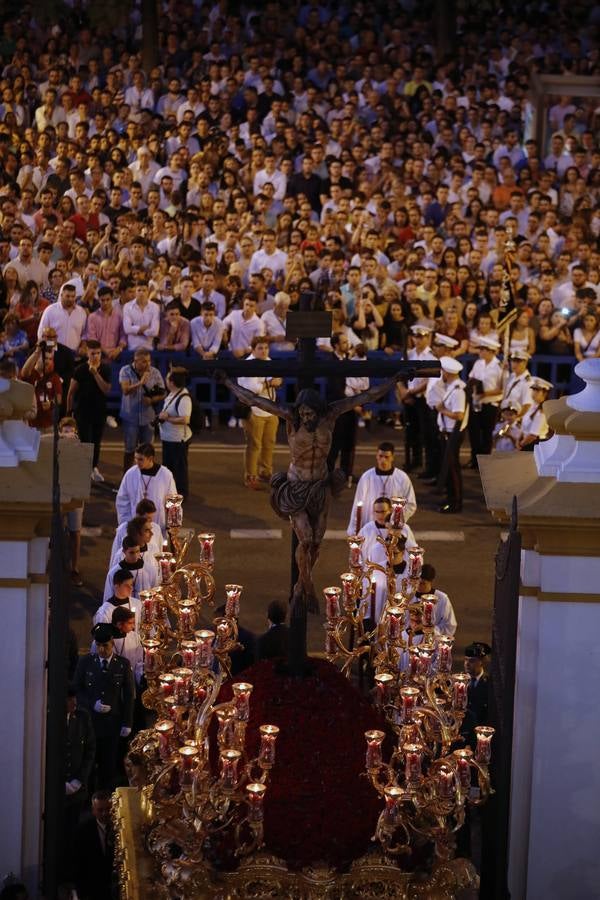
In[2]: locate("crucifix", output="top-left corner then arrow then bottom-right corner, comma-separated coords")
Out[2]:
188,294 -> 440,675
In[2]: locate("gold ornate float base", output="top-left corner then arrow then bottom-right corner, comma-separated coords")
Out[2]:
113,787 -> 479,899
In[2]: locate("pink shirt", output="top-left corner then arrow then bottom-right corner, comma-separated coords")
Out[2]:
85,307 -> 126,351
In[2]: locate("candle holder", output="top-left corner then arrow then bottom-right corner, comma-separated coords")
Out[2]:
165,494 -> 184,529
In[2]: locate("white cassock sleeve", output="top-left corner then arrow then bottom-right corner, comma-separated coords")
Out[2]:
347,471 -> 371,535
116,468 -> 136,526
433,589 -> 457,636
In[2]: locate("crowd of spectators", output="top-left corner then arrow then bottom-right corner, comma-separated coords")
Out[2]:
0,1 -> 597,435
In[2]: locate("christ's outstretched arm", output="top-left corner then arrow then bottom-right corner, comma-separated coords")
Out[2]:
328,375 -> 401,419
220,373 -> 293,422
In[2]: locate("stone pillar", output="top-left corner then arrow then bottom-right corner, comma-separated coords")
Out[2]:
479,359 -> 600,900
0,423 -> 90,895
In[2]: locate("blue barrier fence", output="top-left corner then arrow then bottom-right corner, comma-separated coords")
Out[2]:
104,350 -> 580,417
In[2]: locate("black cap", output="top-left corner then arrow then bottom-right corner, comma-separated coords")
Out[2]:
91,623 -> 117,644
465,641 -> 491,659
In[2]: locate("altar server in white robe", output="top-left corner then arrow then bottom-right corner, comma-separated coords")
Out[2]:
110,498 -> 163,567
348,441 -> 416,535
412,563 -> 457,637
358,497 -> 417,622
93,570 -> 144,682
103,535 -> 160,600
116,441 -> 177,535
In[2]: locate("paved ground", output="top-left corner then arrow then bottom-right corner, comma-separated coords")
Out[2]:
70,422 -> 501,659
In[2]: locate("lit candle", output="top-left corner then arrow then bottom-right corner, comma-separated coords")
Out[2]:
403,743 -> 423,783
155,719 -> 174,759
194,683 -> 207,705
400,686 -> 419,723
452,674 -> 470,710
214,617 -> 231,647
347,535 -> 363,569
217,710 -> 236,749
220,749 -> 241,790
165,494 -> 184,529
417,647 -> 433,677
258,724 -> 279,768
340,572 -> 356,612
355,501 -> 363,533
407,546 -> 424,579
157,553 -> 172,584
140,590 -> 156,624
383,785 -> 402,825
386,606 -> 403,641
436,636 -> 453,673
179,745 -> 199,786
179,599 -> 196,633
232,682 -> 253,722
420,593 -> 436,628
172,667 -> 193,704
437,764 -> 455,799
474,725 -> 495,765
390,497 -> 406,529
407,647 -> 420,677
180,640 -> 197,669
224,584 -> 243,618
323,586 -> 341,620
194,629 -> 215,668
374,672 -> 394,706
454,748 -> 473,790
198,532 -> 215,568
365,729 -> 385,770
143,638 -> 161,674
246,782 -> 267,822
159,673 -> 176,697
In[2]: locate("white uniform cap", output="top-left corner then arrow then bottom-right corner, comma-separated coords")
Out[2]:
508,348 -> 530,361
433,333 -> 459,348
477,335 -> 501,351
531,377 -> 553,392
410,324 -> 433,336
501,399 -> 521,412
440,356 -> 463,375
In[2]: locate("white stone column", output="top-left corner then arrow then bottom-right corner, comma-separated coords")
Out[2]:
481,359 -> 600,900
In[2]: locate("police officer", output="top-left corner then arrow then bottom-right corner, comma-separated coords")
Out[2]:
74,623 -> 135,790
502,349 -> 533,422
467,335 -> 503,464
421,333 -> 459,483
465,641 -> 491,728
62,686 -> 96,882
401,324 -> 435,471
436,356 -> 467,514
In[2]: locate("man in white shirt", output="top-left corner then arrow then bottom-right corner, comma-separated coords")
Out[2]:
248,229 -> 288,280
358,497 -> 417,621
436,356 -> 467,514
128,146 -> 160,199
502,349 -> 533,420
260,290 -> 294,351
123,283 -> 160,350
222,294 -> 265,357
116,442 -> 177,535
237,336 -> 283,489
398,325 -> 436,471
5,235 -> 48,287
37,282 -> 87,351
467,335 -> 503,462
253,153 -> 287,201
191,300 -> 224,358
348,441 -> 417,534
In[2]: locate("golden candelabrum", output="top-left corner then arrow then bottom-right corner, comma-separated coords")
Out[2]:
123,495 -> 280,894
323,496 -> 495,861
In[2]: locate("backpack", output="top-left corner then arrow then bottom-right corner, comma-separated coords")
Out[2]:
175,390 -> 204,435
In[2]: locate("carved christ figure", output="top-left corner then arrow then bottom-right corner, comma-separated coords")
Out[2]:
220,375 -> 402,613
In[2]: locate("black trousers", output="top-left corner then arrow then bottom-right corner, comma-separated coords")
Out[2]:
162,439 -> 190,498
438,429 -> 464,509
75,413 -> 105,468
468,404 -> 498,462
404,398 -> 423,470
423,405 -> 442,477
94,731 -> 120,790
327,410 -> 357,477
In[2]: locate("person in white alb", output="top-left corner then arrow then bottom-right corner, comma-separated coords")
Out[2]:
109,499 -> 162,566
191,300 -> 224,358
116,442 -> 177,535
517,377 -> 552,450
93,570 -> 142,665
347,441 -> 416,534
37,282 -> 87,350
248,229 -> 288,279
358,497 -> 417,622
237,335 -> 282,489
412,563 -> 457,637
436,356 -> 467,514
123,282 -> 160,351
467,335 -> 503,464
222,294 -> 264,357
502,348 -> 533,421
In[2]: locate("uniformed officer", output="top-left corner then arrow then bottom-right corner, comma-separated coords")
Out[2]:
467,335 -> 503,464
465,641 -> 491,729
400,324 -> 435,472
517,377 -> 552,451
436,356 -> 468,513
502,349 -> 533,422
421,333 -> 459,483
62,686 -> 96,881
74,623 -> 135,790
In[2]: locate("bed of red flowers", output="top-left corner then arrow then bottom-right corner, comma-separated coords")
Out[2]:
217,657 -> 399,871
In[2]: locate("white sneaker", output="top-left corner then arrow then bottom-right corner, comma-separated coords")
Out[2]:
236,418 -> 243,427
91,467 -> 105,483
106,416 -> 118,429
227,416 -> 237,428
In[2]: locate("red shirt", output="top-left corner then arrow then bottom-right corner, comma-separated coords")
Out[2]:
24,370 -> 63,430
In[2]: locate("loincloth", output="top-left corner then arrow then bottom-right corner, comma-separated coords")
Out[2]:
270,470 -> 346,521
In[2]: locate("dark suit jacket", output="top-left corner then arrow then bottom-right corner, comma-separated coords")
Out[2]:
257,624 -> 289,661
73,816 -> 114,900
467,674 -> 489,726
230,625 -> 256,675
74,653 -> 135,736
66,707 -> 96,786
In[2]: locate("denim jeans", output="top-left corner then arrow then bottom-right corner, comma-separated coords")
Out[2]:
122,421 -> 154,453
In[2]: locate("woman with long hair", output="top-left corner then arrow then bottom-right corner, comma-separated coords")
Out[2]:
158,368 -> 192,499
573,309 -> 600,360
380,301 -> 408,356
509,309 -> 536,357
12,279 -> 48,345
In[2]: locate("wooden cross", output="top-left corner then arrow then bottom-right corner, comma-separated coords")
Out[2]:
187,295 -> 440,675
